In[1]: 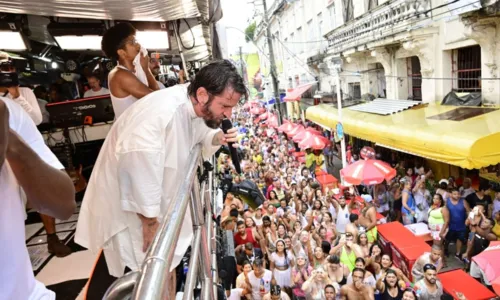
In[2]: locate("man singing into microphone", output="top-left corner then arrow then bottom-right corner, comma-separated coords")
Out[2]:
75,60 -> 246,298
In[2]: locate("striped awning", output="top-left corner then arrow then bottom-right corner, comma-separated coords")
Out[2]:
348,99 -> 421,115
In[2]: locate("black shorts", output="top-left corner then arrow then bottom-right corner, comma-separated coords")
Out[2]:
393,199 -> 402,211
446,229 -> 467,243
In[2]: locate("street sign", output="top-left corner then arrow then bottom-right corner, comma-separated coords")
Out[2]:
336,122 -> 344,140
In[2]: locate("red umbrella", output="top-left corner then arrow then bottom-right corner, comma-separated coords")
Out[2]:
286,124 -> 304,137
298,134 -> 327,150
340,159 -> 396,185
278,122 -> 296,133
304,127 -> 322,135
293,130 -> 317,143
250,107 -> 265,115
472,241 -> 500,295
259,112 -> 270,120
266,114 -> 279,128
317,135 -> 331,146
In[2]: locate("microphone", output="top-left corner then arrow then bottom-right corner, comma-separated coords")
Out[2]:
221,119 -> 242,174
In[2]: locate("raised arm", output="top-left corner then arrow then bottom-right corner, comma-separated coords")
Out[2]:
6,87 -> 42,125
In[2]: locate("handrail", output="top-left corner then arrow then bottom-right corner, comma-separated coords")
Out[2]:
104,144 -> 216,300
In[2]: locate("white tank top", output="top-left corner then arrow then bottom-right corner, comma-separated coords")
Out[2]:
336,205 -> 350,234
109,65 -> 146,119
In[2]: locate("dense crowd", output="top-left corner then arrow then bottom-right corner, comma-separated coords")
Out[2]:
217,106 -> 500,300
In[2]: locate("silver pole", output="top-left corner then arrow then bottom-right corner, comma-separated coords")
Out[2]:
190,176 -> 205,226
208,161 -> 219,300
182,227 -> 202,300
131,145 -> 202,300
103,271 -> 140,300
335,71 -> 348,183
172,21 -> 189,79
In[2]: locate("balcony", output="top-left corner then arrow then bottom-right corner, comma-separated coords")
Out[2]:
325,0 -> 431,54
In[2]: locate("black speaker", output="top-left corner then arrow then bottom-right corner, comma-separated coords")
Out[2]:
230,179 -> 265,209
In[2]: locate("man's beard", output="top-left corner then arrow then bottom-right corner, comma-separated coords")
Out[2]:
201,102 -> 222,129
426,278 -> 436,284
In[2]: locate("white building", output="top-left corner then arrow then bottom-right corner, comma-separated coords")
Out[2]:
253,0 -> 340,118
253,0 -> 500,105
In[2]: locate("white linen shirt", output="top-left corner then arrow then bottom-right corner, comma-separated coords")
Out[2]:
75,84 -> 221,276
0,97 -> 63,300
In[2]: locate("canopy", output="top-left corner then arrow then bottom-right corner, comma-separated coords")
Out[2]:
306,103 -> 500,169
0,0 -> 201,21
284,83 -> 314,102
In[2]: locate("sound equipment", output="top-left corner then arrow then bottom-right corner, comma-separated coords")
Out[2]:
62,129 -> 87,193
221,119 -> 241,174
46,95 -> 114,128
230,179 -> 265,209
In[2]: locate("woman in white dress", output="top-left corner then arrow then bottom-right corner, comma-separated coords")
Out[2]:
270,239 -> 295,290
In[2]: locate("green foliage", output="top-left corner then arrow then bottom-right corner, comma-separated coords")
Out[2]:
245,22 -> 257,43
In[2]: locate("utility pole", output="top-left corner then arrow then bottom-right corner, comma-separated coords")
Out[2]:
239,46 -> 245,85
262,0 -> 281,125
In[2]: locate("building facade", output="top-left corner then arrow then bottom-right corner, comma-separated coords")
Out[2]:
253,0 -> 500,106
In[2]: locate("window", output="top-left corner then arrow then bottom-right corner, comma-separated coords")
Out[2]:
365,0 -> 378,11
407,56 -> 422,101
348,82 -> 361,99
307,20 -> 315,43
297,27 -> 303,54
328,4 -> 336,30
317,12 -> 325,49
452,45 -> 481,92
342,0 -> 354,23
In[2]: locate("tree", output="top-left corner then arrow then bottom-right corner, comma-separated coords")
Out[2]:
244,22 -> 257,43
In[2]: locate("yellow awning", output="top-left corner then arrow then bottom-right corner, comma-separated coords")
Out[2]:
306,103 -> 500,169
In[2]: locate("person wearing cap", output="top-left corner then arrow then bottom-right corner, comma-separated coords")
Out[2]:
413,264 -> 443,300
237,242 -> 264,274
262,284 -> 291,300
291,252 -> 312,299
436,179 -> 450,201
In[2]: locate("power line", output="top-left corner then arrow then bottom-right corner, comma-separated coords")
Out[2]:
273,35 -> 318,79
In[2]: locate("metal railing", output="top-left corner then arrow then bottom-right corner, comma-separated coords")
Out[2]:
103,144 -> 218,300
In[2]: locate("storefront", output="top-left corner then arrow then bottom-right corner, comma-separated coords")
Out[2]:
306,102 -> 500,179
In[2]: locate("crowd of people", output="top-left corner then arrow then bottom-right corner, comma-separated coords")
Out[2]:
218,107 -> 500,300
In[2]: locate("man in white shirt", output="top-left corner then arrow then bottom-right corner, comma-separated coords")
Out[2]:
83,73 -> 110,98
0,52 -> 43,125
0,98 -> 76,300
75,60 -> 246,298
246,258 -> 273,300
